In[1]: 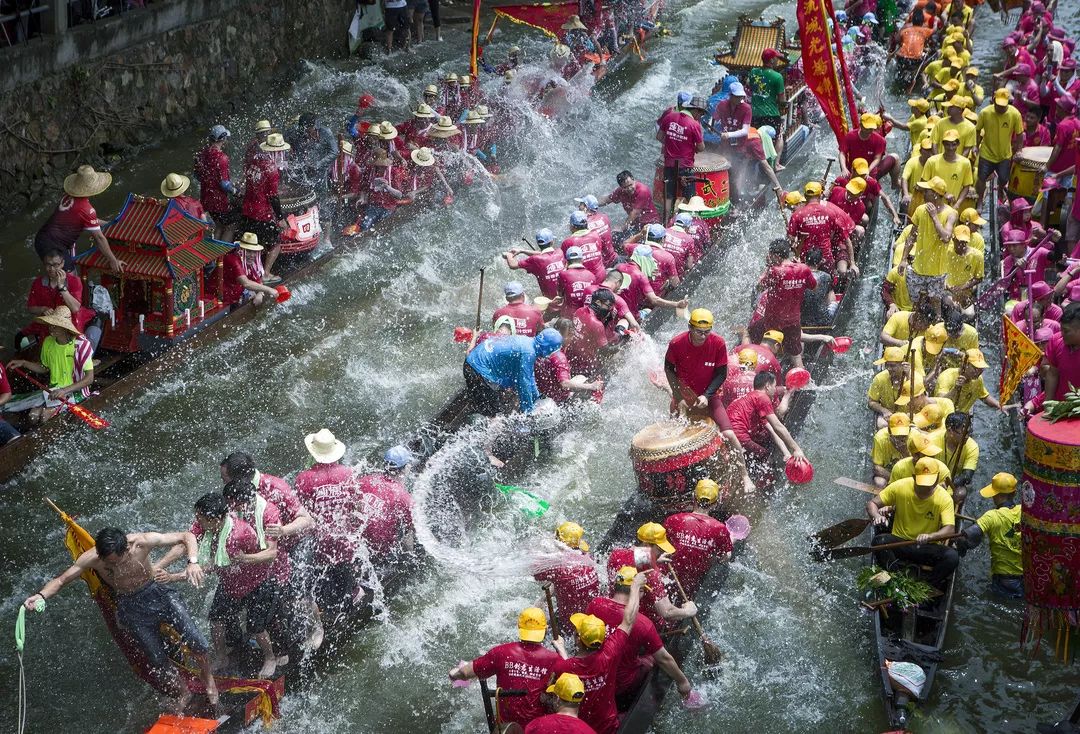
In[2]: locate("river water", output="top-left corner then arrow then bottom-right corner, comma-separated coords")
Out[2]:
2,1 -> 1078,732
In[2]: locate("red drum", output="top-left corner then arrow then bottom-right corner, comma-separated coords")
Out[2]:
652,151 -> 732,220
630,419 -> 739,510
278,186 -> 322,255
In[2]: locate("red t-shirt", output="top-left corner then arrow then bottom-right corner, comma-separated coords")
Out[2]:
740,343 -> 781,377
524,713 -> 597,734
534,550 -> 600,632
1049,116 -> 1080,174
842,130 -> 887,168
221,251 -> 258,305
712,99 -> 753,148
605,548 -> 672,629
36,195 -> 100,256
582,284 -> 632,322
536,350 -> 573,403
632,244 -> 677,293
584,596 -> 664,695
656,109 -> 704,167
354,473 -> 413,557
472,641 -> 561,726
369,166 -> 409,211
759,261 -> 817,328
558,267 -> 601,317
786,202 -> 854,264
1046,333 -> 1080,401
493,302 -> 546,337
608,182 -> 660,226
613,263 -> 655,317
295,462 -> 359,565
519,249 -> 567,299
661,228 -> 696,275
173,195 -> 206,221
833,174 -> 882,202
242,157 -> 281,222
255,472 -> 305,552
561,231 -> 606,281
0,364 -> 11,396
195,145 -> 233,214
550,628 -> 629,734
727,389 -> 775,444
191,515 -> 273,599
664,331 -> 728,397
25,274 -> 93,337
565,305 -> 615,375
663,511 -> 732,599
586,212 -> 615,264
827,186 -> 867,226
721,365 -> 756,406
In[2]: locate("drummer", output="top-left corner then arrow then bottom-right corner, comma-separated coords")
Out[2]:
974,88 -> 1024,206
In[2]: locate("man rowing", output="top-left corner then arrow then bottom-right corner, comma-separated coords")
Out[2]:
576,194 -> 615,265
504,229 -> 567,300
597,170 -> 661,243
956,473 -> 1023,598
495,281 -> 546,336
25,526 -> 218,710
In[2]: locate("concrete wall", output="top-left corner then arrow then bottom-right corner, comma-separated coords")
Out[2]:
0,0 -> 352,216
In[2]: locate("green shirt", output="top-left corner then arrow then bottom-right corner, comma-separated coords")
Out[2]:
40,336 -> 88,389
976,504 -> 1023,576
748,67 -> 785,119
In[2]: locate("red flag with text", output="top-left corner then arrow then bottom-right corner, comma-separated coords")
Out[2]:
797,0 -> 857,146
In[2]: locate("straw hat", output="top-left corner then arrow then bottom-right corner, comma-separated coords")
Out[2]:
304,428 -> 347,464
411,147 -> 436,167
35,306 -> 81,335
446,72 -> 460,83
424,83 -> 439,96
677,195 -> 708,212
340,139 -> 355,155
373,121 -> 399,140
429,116 -> 461,138
254,119 -> 272,133
64,165 -> 112,198
561,14 -> 587,30
462,110 -> 486,125
460,74 -> 472,88
235,232 -> 264,251
551,44 -> 572,60
476,104 -> 492,119
260,133 -> 291,152
160,173 -> 191,198
503,70 -> 515,83
413,103 -> 437,119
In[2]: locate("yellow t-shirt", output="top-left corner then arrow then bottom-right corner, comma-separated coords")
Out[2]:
882,310 -> 918,342
879,478 -> 956,540
886,268 -> 913,311
976,105 -> 1024,163
977,504 -> 1023,576
934,367 -> 991,412
889,456 -> 953,486
40,336 -> 91,390
907,115 -> 929,149
923,59 -> 946,84
970,229 -> 985,252
911,203 -> 956,277
929,431 -> 980,472
945,323 -> 979,352
965,82 -> 985,106
893,225 -> 914,266
922,154 -> 974,203
944,246 -> 985,289
868,369 -> 904,410
872,427 -> 906,469
931,118 -> 977,153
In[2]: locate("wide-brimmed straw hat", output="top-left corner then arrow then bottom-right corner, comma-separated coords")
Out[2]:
254,119 -> 273,133
462,110 -> 486,125
305,428 -> 347,464
677,195 -> 708,212
429,116 -> 461,138
460,74 -> 473,88
340,139 -> 355,155
561,14 -> 587,30
160,173 -> 191,198
446,72 -> 460,83
551,44 -> 572,60
373,121 -> 399,140
235,232 -> 264,251
476,104 -> 493,119
260,133 -> 291,152
411,147 -> 436,167
64,165 -> 112,198
35,306 -> 81,335
413,103 -> 437,119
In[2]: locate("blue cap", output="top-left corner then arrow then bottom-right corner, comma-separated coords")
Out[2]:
835,9 -> 847,21
677,91 -> 693,108
862,12 -> 878,23
570,210 -> 588,228
574,194 -> 600,211
384,445 -> 414,469
566,246 -> 584,260
674,212 -> 693,228
646,223 -> 666,241
209,124 -> 231,141
536,228 -> 554,245
504,281 -> 525,298
534,327 -> 563,357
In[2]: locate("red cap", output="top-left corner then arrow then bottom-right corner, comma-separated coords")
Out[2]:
357,93 -> 376,110
762,48 -> 784,63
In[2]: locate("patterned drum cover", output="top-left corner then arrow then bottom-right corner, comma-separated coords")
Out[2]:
1021,413 -> 1080,655
630,419 -> 738,510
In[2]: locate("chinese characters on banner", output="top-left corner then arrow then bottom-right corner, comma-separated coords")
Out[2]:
797,0 -> 859,146
1000,315 -> 1043,402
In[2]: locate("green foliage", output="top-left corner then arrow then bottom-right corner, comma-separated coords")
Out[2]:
1042,384 -> 1080,423
856,565 -> 935,609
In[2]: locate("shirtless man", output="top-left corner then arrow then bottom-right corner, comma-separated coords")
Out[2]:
24,527 -> 217,710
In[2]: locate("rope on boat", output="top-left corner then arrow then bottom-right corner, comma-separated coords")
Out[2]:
15,599 -> 44,734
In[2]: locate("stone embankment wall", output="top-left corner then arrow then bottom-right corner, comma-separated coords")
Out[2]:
0,0 -> 351,217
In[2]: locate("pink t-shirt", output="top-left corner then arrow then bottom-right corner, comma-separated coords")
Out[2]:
354,473 -> 413,557
661,227 -> 696,275
518,249 -> 567,299
613,262 -> 655,316
296,462 -> 360,565
656,108 -> 704,167
561,230 -> 606,280
191,514 -> 274,600
534,550 -> 600,632
558,266 -> 601,317
536,349 -> 573,403
492,302 -> 546,337
586,212 -> 615,264
607,182 -> 660,226
1046,333 -> 1080,401
662,511 -> 732,599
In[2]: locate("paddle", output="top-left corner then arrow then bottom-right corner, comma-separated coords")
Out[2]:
817,533 -> 964,561
809,517 -> 873,549
821,156 -> 836,185
662,562 -> 722,665
542,583 -> 561,641
467,267 -> 486,350
9,366 -> 109,430
833,477 -> 977,522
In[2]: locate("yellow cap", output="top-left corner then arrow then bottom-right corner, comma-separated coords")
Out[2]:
914,456 -> 940,487
949,57 -> 964,70
852,157 -> 870,176
941,128 -> 961,143
979,472 -> 1018,498
960,209 -> 987,226
637,522 -> 676,554
860,112 -> 880,129
737,348 -> 759,367
993,88 -> 1012,104
695,478 -> 720,503
613,565 -> 639,587
965,66 -> 979,77
784,190 -> 806,206
907,98 -> 930,112
919,137 -> 935,151
894,375 -> 927,406
546,672 -> 586,702
556,522 -> 589,553
846,177 -> 867,195
912,403 -> 945,431
804,181 -> 823,196
764,329 -> 785,344
569,612 -> 607,648
518,607 -> 548,643
923,323 -> 948,355
917,176 -> 948,197
966,348 -> 988,369
873,346 -> 909,365
888,413 -> 911,436
941,79 -> 961,92
953,224 -> 971,243
688,308 -> 713,329
908,428 -> 942,456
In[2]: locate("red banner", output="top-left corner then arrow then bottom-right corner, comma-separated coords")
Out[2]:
796,0 -> 856,146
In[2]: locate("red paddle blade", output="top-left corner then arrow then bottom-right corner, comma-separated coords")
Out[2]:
68,403 -> 110,430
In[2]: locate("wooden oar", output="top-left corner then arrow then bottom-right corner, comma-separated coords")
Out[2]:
467,267 -> 486,350
10,366 -> 109,430
664,563 -> 722,664
817,532 -> 964,561
833,477 -> 976,522
542,583 -> 561,641
809,517 -> 872,549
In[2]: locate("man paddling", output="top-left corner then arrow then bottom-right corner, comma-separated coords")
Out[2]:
956,473 -> 1022,598
504,229 -> 567,300
663,478 -> 733,598
525,673 -> 596,733
494,281 -> 545,337
25,527 -> 218,710
449,607 -> 562,728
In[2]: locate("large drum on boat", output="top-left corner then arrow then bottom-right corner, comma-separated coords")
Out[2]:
652,151 -> 732,219
1008,146 -> 1052,199
630,418 -> 739,510
1020,413 -> 1080,654
278,185 -> 322,255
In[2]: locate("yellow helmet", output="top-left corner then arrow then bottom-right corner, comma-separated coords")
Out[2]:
555,521 -> 589,552
737,348 -> 759,368
688,308 -> 714,329
695,478 -> 720,504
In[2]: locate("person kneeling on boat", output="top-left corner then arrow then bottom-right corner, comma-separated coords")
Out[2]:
956,473 -> 1023,599
222,233 -> 284,308
448,607 -> 563,729
663,479 -> 733,599
25,526 -> 218,710
550,573 -> 647,734
464,327 -> 564,416
5,306 -> 94,426
526,673 -> 596,734
867,459 -> 959,588
585,565 -> 696,711
359,152 -> 410,231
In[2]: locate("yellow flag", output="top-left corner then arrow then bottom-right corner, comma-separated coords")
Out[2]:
1000,316 -> 1043,402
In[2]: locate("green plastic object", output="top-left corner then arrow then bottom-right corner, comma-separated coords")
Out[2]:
494,483 -> 550,519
